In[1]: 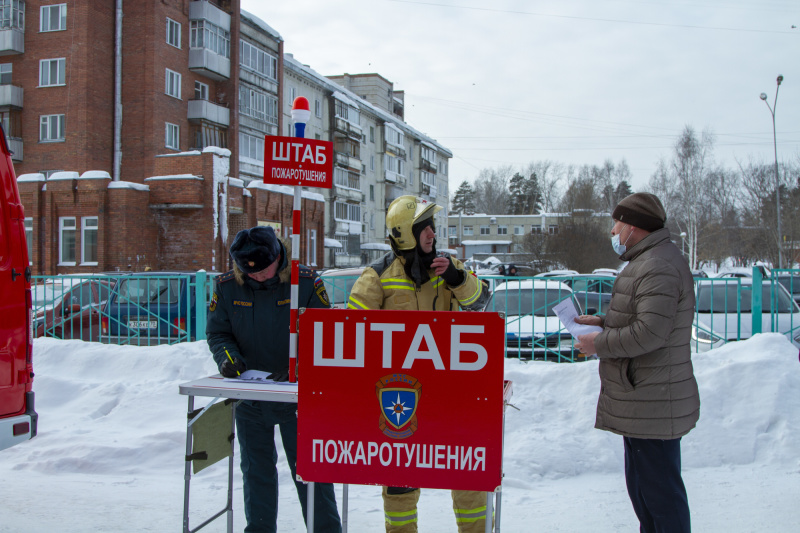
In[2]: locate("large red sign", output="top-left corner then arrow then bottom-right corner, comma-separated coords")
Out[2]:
263,136 -> 333,188
296,309 -> 505,492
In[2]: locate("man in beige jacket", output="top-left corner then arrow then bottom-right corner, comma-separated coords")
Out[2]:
576,192 -> 700,533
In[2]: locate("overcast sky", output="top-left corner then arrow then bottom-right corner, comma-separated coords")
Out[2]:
242,0 -> 799,192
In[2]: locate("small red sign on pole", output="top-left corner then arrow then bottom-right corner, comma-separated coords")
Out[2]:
296,309 -> 506,492
263,136 -> 333,189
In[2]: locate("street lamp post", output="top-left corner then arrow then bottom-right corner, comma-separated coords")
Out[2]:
680,231 -> 687,260
760,74 -> 784,269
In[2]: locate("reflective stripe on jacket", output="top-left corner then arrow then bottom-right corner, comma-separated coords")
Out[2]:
346,252 -> 488,312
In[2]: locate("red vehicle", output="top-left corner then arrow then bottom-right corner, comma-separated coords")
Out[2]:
0,123 -> 36,452
33,277 -> 116,342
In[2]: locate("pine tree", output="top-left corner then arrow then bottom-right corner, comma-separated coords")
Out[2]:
615,180 -> 633,203
508,173 -> 526,215
524,172 -> 543,214
451,180 -> 476,214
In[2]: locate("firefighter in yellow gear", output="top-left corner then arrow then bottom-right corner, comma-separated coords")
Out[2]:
347,195 -> 492,533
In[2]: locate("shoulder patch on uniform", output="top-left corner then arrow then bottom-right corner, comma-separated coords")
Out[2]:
217,271 -> 235,283
316,283 -> 330,307
209,292 -> 218,312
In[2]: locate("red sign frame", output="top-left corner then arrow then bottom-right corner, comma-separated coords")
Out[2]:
296,309 -> 505,492
263,136 -> 333,188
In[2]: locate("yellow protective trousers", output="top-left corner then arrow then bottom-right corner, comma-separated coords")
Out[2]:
382,487 -> 491,533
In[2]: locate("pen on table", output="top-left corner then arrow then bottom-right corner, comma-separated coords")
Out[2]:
224,347 -> 240,376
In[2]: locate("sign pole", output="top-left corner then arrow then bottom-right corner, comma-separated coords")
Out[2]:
289,96 -> 311,384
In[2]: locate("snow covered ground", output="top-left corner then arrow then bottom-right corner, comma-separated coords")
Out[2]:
1,334 -> 798,532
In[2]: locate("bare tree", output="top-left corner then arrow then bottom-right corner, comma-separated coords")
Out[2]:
524,160 -> 563,213
473,165 -> 513,214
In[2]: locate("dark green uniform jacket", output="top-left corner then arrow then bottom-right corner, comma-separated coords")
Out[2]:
206,241 -> 330,373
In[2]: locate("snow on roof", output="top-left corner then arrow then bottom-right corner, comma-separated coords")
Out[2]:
332,90 -> 360,109
283,54 -> 452,157
202,146 -> 232,158
156,150 -> 202,158
108,181 -> 149,192
324,238 -> 343,248
241,9 -> 282,41
144,175 -> 202,181
246,181 -> 325,202
47,171 -> 80,181
229,177 -> 245,188
17,173 -> 45,182
361,242 -> 391,251
80,171 -> 111,180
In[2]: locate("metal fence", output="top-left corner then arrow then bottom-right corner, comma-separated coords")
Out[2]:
31,268 -> 800,358
31,272 -> 214,346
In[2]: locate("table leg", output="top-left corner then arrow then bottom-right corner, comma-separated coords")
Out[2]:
342,484 -> 349,533
183,395 -> 194,533
306,481 -> 316,532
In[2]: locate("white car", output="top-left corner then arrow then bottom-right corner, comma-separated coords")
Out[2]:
482,279 -> 583,361
692,278 -> 800,352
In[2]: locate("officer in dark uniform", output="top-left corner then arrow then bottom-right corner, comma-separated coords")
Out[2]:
207,226 -> 341,533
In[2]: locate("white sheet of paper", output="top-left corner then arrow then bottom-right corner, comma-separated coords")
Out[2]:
552,298 -> 603,339
222,370 -> 294,385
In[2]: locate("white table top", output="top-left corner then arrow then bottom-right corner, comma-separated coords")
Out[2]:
179,375 -> 299,403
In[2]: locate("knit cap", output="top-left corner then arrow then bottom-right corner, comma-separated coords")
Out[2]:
611,192 -> 666,231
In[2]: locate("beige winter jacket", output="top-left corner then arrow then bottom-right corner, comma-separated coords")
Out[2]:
594,228 -> 700,439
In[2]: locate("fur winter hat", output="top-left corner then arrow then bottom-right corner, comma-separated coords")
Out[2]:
612,192 -> 666,232
229,226 -> 281,274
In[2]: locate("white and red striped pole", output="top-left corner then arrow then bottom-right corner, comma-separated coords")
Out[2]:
288,96 -> 311,383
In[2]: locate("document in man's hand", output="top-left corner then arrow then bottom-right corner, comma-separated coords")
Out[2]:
222,370 -> 294,385
552,298 -> 603,339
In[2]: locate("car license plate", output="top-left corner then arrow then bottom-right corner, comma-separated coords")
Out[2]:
128,320 -> 157,329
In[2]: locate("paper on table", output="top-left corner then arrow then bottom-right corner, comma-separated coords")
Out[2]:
222,370 -> 295,385
552,298 -> 603,339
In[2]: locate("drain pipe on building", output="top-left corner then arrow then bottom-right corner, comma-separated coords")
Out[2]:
113,0 -> 123,181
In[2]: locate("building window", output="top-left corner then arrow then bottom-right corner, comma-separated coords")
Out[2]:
40,114 -> 65,142
59,217 -> 76,265
334,201 -> 361,224
463,226 -> 473,236
289,87 -> 296,103
0,0 -> 24,30
240,40 -> 277,80
333,167 -> 360,190
497,225 -> 508,235
190,20 -> 230,58
165,122 -> 179,150
370,126 -> 374,143
194,80 -> 208,101
549,225 -> 559,235
190,123 -> 227,150
370,184 -> 375,202
480,225 -> 490,235
239,86 -> 278,125
315,99 -> 322,118
166,17 -> 181,48
334,99 -> 360,125
239,132 -> 264,162
40,3 -> 66,32
165,69 -> 181,99
334,234 -> 361,256
24,217 -> 32,264
307,229 -> 317,266
448,226 -> 457,236
39,58 -> 66,87
81,216 -> 98,265
370,155 -> 375,171
514,225 -> 523,235
0,63 -> 11,85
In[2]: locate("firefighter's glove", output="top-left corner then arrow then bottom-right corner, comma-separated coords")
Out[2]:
440,260 -> 464,287
268,368 -> 290,382
220,358 -> 246,378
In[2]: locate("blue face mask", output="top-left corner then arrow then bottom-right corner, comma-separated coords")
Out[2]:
612,226 -> 630,255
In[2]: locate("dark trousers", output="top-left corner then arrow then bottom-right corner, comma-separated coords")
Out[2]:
236,400 -> 342,533
624,436 -> 691,533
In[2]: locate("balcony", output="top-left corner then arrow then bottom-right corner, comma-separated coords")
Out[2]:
421,158 -> 436,173
0,27 -> 23,56
334,151 -> 361,172
189,48 -> 230,81
384,141 -> 406,159
0,84 -> 22,108
7,137 -> 21,161
188,99 -> 229,126
189,1 -> 231,31
333,117 -> 363,142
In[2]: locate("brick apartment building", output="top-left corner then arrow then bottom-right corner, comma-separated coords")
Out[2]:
6,1 -> 451,275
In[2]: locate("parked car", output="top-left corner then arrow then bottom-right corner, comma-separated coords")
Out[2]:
561,275 -> 615,316
101,271 -> 217,345
775,274 -> 800,306
692,278 -> 800,352
482,279 -> 583,361
33,277 -> 116,342
533,269 -> 579,278
591,268 -> 619,277
319,267 -> 365,309
0,122 -> 36,452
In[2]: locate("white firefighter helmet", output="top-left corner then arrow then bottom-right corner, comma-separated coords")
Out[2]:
386,195 -> 443,251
